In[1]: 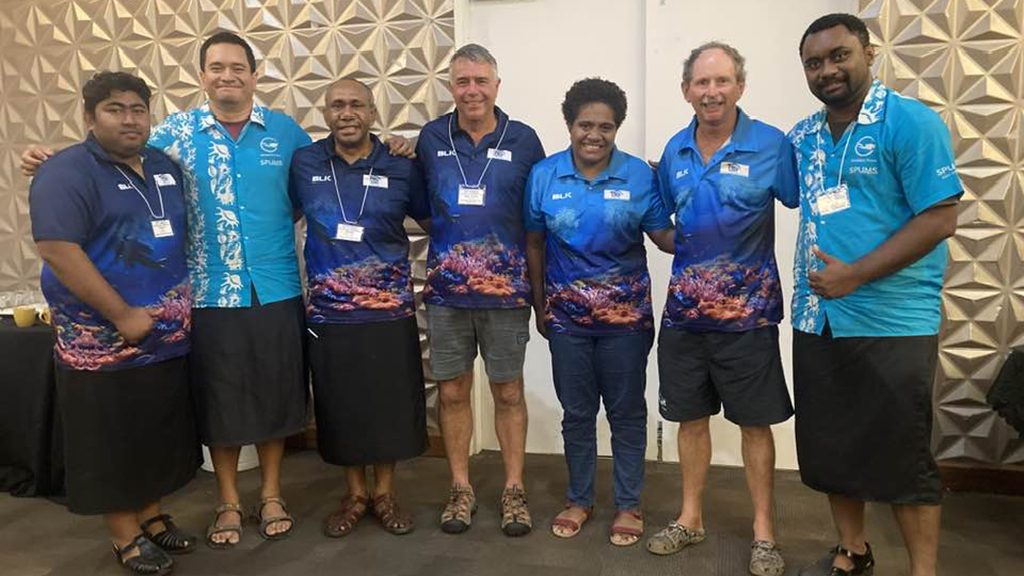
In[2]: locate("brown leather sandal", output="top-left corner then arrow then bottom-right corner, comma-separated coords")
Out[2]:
256,496 -> 294,540
323,494 -> 369,538
371,493 -> 414,535
206,503 -> 244,549
550,503 -> 593,539
609,509 -> 644,547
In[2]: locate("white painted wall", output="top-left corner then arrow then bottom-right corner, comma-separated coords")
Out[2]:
456,0 -> 855,469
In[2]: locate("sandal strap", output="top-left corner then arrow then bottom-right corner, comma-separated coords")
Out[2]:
831,542 -> 871,559
324,494 -> 369,535
215,502 -> 244,515
373,493 -> 407,523
139,513 -> 173,532
114,535 -> 144,559
258,497 -> 292,521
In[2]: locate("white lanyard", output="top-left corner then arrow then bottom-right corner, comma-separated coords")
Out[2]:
328,157 -> 371,224
114,165 -> 165,219
814,121 -> 856,192
447,112 -> 510,187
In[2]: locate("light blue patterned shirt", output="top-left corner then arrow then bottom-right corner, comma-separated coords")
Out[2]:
150,102 -> 311,308
788,80 -> 962,337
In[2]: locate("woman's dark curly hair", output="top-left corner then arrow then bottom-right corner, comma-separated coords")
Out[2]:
561,77 -> 627,127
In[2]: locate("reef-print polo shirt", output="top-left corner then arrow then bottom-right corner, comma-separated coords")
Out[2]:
289,134 -> 429,324
30,133 -> 191,371
149,102 -> 311,308
415,107 -> 545,309
656,109 -> 799,332
788,80 -> 962,337
524,148 -> 672,335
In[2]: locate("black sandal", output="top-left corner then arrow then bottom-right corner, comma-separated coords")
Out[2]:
140,513 -> 197,555
112,534 -> 173,575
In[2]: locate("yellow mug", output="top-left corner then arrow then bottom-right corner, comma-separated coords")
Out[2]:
37,307 -> 51,325
13,306 -> 37,328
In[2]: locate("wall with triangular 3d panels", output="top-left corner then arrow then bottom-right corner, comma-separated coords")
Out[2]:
861,0 -> 1024,468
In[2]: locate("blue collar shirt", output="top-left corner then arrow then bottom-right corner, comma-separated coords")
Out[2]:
289,134 -> 429,324
415,107 -> 545,309
30,134 -> 191,371
788,80 -> 962,337
525,148 -> 672,334
656,109 -> 799,332
149,102 -> 312,308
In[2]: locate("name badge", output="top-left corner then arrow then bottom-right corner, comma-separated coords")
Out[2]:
335,223 -> 365,242
151,219 -> 174,238
458,184 -> 486,206
720,162 -> 750,178
363,174 -> 389,188
604,189 -> 630,201
817,184 -> 851,215
487,148 -> 512,162
153,173 -> 176,186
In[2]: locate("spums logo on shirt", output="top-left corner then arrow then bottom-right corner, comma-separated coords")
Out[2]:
260,137 -> 283,166
260,137 -> 280,154
854,136 -> 877,158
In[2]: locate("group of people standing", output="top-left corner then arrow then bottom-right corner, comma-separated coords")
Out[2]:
22,11 -> 960,576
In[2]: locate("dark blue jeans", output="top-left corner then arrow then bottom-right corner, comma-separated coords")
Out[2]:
548,330 -> 653,511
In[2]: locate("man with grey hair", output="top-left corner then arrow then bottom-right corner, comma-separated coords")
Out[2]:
414,44 -> 545,536
645,41 -> 799,576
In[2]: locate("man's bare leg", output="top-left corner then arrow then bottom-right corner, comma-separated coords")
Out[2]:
893,503 -> 941,576
490,376 -> 527,489
676,417 -> 712,531
741,425 -> 777,542
209,446 -> 242,545
439,371 -> 475,487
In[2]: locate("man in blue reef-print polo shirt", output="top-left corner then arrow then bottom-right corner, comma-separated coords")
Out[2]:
646,42 -> 799,576
415,43 -> 546,537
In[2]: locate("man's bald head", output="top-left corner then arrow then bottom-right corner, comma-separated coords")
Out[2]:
323,77 -> 377,155
324,77 -> 375,107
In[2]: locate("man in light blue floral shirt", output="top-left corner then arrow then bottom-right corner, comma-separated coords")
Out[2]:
146,31 -> 311,548
789,14 -> 961,576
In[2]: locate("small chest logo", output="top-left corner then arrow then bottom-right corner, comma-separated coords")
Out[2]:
675,169 -> 689,179
260,137 -> 280,154
437,150 -> 456,158
117,183 -> 132,191
551,192 -> 572,200
312,175 -> 332,183
854,136 -> 876,158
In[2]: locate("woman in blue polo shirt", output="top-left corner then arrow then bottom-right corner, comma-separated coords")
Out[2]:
524,78 -> 674,546
30,72 -> 199,575
289,79 -> 430,538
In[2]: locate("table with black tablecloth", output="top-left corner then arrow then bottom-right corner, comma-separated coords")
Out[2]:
0,317 -> 64,497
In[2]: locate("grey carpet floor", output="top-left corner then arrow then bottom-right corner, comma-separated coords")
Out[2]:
1,451 -> 1021,575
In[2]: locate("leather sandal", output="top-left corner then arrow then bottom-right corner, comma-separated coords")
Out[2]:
323,494 -> 369,538
113,533 -> 173,575
140,513 -> 197,554
372,493 -> 414,535
256,496 -> 295,540
550,503 -> 592,538
609,509 -> 644,547
205,503 -> 244,549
